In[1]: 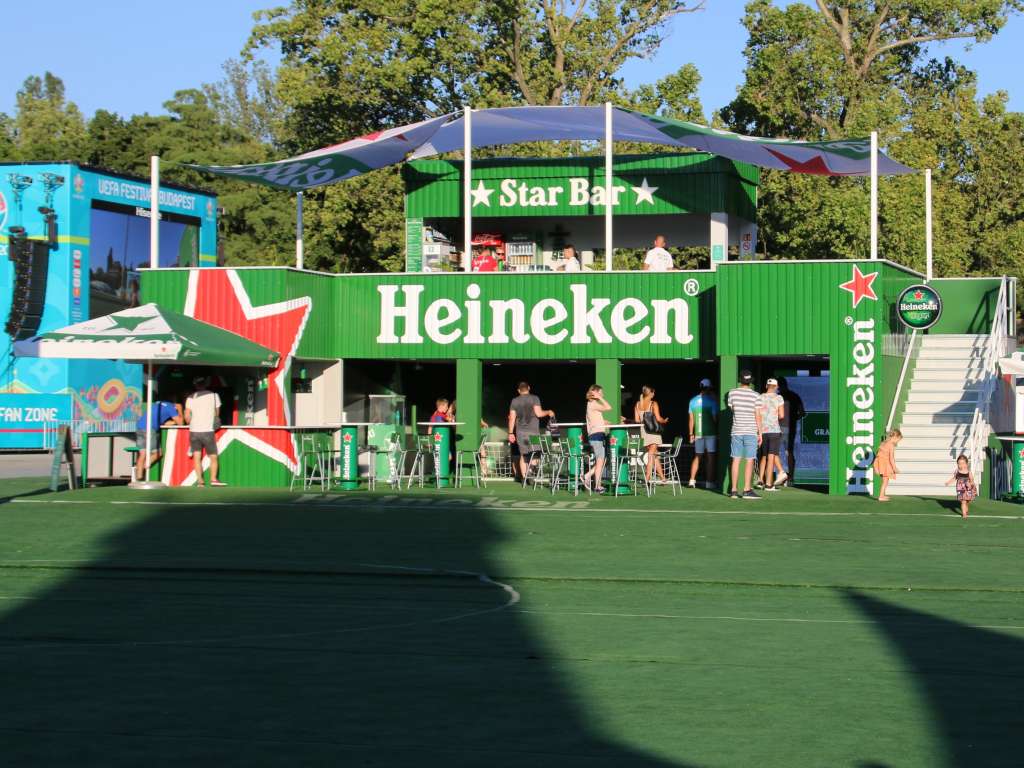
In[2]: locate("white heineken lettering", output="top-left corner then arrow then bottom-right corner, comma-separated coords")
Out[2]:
375,283 -> 693,348
610,298 -> 650,344
650,299 -> 693,344
488,299 -> 529,343
531,299 -> 569,345
570,284 -> 612,344
464,283 -> 485,343
846,318 -> 875,494
424,298 -> 462,344
377,285 -> 425,344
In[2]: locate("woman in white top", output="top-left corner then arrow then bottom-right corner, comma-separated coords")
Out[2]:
583,384 -> 611,494
634,385 -> 669,483
554,244 -> 582,272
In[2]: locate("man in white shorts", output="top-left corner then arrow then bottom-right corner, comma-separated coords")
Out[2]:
688,378 -> 718,488
643,235 -> 674,271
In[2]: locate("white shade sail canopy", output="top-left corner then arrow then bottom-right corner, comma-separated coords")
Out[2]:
187,106 -> 915,191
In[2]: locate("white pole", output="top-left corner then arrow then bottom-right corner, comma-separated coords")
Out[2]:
925,168 -> 933,281
142,362 -> 154,483
150,155 -> 160,270
463,106 -> 473,273
869,131 -> 878,260
604,101 -> 613,271
296,191 -> 304,270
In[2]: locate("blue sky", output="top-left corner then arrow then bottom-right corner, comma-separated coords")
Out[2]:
1,0 -> 1019,124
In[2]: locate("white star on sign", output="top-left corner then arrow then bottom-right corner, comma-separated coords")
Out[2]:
470,180 -> 494,207
632,178 -> 658,205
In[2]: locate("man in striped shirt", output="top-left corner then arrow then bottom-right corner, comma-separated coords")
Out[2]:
727,370 -> 763,499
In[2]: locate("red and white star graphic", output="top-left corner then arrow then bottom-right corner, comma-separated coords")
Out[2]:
162,270 -> 312,486
840,265 -> 879,308
913,289 -> 924,300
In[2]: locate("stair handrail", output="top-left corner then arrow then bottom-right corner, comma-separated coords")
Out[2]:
965,276 -> 1008,480
886,330 -> 918,431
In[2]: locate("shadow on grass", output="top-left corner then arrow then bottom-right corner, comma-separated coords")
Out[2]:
0,494 -> 696,767
846,590 -> 1024,768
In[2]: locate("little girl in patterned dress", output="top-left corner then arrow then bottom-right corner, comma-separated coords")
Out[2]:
945,454 -> 977,519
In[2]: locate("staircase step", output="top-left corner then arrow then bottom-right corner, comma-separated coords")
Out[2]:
907,380 -> 984,392
901,413 -> 975,426
887,486 -> 957,497
903,401 -> 977,414
896,448 -> 969,461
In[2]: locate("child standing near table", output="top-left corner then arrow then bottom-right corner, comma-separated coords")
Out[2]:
945,454 -> 977,518
872,428 -> 902,501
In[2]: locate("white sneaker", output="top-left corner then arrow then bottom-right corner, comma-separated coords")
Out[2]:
687,479 -> 696,488
774,472 -> 789,487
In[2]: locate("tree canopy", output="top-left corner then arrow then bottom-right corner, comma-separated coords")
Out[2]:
0,1 -> 1020,302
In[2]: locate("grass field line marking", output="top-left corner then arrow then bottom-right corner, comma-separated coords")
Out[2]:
9,496 -> 1024,521
514,608 -> 1024,631
0,565 -> 520,651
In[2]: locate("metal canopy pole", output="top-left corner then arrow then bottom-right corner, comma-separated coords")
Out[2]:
925,168 -> 933,281
136,156 -> 165,488
604,101 -> 613,271
870,131 -> 878,260
463,106 -> 473,273
296,191 -> 304,270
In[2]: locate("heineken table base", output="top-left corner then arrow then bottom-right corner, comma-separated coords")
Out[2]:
329,423 -> 375,490
418,422 -> 463,488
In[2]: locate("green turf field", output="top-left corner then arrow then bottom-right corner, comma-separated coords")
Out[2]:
0,477 -> 1021,766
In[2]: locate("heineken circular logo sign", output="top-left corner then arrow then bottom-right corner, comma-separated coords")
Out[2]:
897,284 -> 942,330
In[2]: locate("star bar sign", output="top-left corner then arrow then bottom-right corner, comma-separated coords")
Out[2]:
840,265 -> 879,308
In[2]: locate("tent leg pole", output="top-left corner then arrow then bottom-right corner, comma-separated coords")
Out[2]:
463,106 -> 472,273
925,168 -> 932,281
604,101 -> 613,272
150,155 -> 160,270
132,362 -> 165,489
870,131 -> 878,260
296,191 -> 304,270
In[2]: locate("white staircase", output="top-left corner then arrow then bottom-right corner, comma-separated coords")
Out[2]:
888,334 -> 989,496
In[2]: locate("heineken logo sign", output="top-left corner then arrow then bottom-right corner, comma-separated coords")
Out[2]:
376,283 -> 694,347
897,284 -> 942,330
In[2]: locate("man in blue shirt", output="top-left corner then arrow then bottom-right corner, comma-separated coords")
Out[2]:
135,399 -> 183,481
687,378 -> 719,488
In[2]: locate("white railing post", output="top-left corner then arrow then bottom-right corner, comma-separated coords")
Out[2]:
886,330 -> 918,431
967,277 -> 1008,481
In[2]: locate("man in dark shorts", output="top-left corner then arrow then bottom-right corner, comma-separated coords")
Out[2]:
507,381 -> 555,480
134,398 -> 182,481
756,378 -> 787,491
185,376 -> 225,487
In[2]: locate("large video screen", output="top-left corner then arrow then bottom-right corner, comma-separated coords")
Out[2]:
89,201 -> 200,318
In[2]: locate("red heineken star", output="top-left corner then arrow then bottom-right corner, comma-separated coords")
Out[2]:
343,433 -> 353,443
434,432 -> 443,442
840,266 -> 879,308
162,270 -> 313,485
913,290 -> 924,300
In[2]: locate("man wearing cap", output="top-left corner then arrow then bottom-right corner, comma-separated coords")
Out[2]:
687,378 -> 718,488
185,376 -> 225,487
756,378 -> 788,491
726,370 -> 763,499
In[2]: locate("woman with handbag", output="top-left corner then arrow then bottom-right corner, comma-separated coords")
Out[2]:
634,385 -> 669,484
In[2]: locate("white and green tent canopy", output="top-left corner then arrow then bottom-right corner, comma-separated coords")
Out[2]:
186,105 -> 915,191
14,303 -> 280,368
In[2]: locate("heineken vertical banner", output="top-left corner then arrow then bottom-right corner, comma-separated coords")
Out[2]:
187,106 -> 915,189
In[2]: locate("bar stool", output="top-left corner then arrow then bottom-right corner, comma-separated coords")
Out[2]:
549,438 -> 581,495
408,434 -> 438,489
291,432 -> 327,491
456,435 -> 488,489
656,437 -> 684,496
